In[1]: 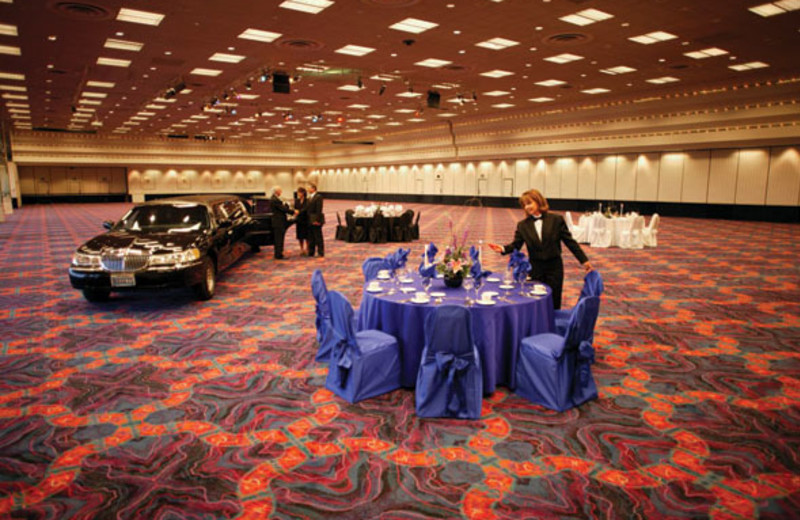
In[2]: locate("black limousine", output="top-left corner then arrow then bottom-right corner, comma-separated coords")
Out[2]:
69,194 -> 273,302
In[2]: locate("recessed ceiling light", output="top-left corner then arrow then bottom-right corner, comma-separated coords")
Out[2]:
238,28 -> 282,43
389,17 -> 438,34
415,58 -> 452,68
629,31 -> 677,44
535,79 -> 566,86
367,114 -> 387,119
0,24 -> 18,36
529,97 -> 554,102
729,61 -> 769,71
146,104 -> 166,110
279,0 -> 334,14
104,38 -> 143,52
481,69 -> 514,78
483,90 -> 510,97
97,57 -> 131,67
0,45 -> 21,56
335,44 -> 375,57
475,37 -> 519,50
684,47 -> 729,59
348,104 -> 370,109
338,84 -> 363,91
209,52 -> 245,63
600,65 -> 637,75
237,94 -> 259,100
190,68 -> 223,76
560,8 -> 614,26
395,108 -> 415,113
544,53 -> 584,64
749,1 -> 800,17
0,72 -> 24,81
581,88 -> 611,94
0,84 -> 25,92
116,7 -> 165,26
294,99 -> 318,104
79,99 -> 102,105
81,92 -> 108,98
492,103 -> 515,108
646,76 -> 680,84
396,91 -> 422,98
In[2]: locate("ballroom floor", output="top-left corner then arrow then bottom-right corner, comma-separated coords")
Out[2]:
0,200 -> 798,519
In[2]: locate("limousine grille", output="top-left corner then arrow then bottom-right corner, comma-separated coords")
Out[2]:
101,254 -> 148,272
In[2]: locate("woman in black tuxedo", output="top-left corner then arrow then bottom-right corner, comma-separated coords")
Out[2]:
294,186 -> 310,256
489,189 -> 593,309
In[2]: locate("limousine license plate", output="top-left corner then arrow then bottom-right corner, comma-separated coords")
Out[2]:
111,273 -> 136,287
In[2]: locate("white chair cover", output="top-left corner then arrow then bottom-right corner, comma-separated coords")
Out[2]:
565,211 -> 587,243
642,213 -> 660,247
619,216 -> 645,249
589,214 -> 612,248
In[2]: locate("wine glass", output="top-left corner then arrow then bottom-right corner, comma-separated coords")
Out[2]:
462,276 -> 474,305
502,268 -> 513,298
421,275 -> 432,295
473,275 -> 483,303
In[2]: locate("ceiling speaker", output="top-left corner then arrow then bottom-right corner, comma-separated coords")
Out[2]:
426,90 -> 440,109
273,73 -> 291,94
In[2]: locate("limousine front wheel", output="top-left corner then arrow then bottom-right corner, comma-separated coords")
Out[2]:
194,258 -> 216,300
83,287 -> 110,302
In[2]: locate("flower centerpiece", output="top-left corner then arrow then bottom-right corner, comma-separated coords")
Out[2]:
436,220 -> 472,288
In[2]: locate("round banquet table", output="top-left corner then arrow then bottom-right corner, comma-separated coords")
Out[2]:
357,273 -> 555,393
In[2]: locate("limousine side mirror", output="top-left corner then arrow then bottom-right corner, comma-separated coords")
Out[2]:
103,220 -> 115,230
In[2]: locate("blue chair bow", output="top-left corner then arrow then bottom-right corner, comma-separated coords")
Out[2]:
554,271 -> 604,336
415,305 -> 483,419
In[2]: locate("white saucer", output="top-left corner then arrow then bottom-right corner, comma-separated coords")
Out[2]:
498,284 -> 515,290
400,287 -> 415,294
486,277 -> 501,283
366,287 -> 383,293
377,274 -> 390,280
531,289 -> 547,295
476,299 -> 496,306
429,291 -> 446,298
400,278 -> 414,284
410,298 -> 430,304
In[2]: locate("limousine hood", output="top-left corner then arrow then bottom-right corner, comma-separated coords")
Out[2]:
77,230 -> 204,256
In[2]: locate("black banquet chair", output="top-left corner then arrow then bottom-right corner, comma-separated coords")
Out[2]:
392,209 -> 414,242
335,212 -> 348,241
409,211 -> 421,240
369,210 -> 388,243
345,209 -> 366,243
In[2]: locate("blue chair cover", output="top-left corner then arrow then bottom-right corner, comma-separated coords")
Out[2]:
515,296 -> 600,412
311,270 -> 338,362
415,305 -> 483,419
555,271 -> 604,335
325,291 -> 401,403
362,257 -> 391,282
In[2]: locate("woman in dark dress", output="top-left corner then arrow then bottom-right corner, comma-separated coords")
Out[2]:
294,186 -> 310,256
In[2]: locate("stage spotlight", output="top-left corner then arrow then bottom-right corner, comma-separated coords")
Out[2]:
472,91 -> 478,101
245,81 -> 252,90
336,115 -> 345,124
378,84 -> 386,96
259,71 -> 268,83
357,76 -> 363,89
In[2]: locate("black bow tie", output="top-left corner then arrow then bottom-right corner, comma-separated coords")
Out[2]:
530,215 -> 543,221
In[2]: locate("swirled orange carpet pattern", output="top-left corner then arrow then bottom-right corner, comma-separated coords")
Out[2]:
0,201 -> 798,519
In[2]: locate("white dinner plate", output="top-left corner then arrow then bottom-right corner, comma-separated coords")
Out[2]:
400,278 -> 414,284
377,274 -> 390,280
366,287 -> 383,293
400,287 -> 416,294
410,298 -> 430,304
531,289 -> 547,296
498,284 -> 515,290
429,291 -> 446,298
476,299 -> 497,306
486,277 -> 501,283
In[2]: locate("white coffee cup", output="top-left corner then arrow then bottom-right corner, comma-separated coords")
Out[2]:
415,291 -> 428,301
480,292 -> 494,303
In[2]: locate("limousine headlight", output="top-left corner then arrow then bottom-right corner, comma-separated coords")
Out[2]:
72,252 -> 102,270
148,248 -> 201,267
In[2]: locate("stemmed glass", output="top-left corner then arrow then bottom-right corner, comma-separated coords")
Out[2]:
421,275 -> 432,296
462,276 -> 474,306
473,275 -> 483,303
502,268 -> 514,299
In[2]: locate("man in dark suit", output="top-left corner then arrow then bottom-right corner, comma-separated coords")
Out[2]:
307,183 -> 325,257
489,189 -> 592,309
270,186 -> 295,259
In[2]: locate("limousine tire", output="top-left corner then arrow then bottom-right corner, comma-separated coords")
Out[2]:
194,258 -> 216,300
83,288 -> 110,302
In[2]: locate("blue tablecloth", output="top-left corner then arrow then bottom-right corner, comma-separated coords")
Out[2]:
358,274 -> 555,393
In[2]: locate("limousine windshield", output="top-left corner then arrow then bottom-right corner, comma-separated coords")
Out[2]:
116,204 -> 209,233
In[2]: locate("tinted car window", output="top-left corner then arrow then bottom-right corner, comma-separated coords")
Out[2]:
117,204 -> 209,233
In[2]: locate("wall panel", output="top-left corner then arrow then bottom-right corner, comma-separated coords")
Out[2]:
765,147 -> 800,205
708,150 -> 738,204
596,155 -> 616,200
681,150 -> 710,203
576,156 -> 596,200
530,159 -> 546,194
635,153 -> 659,201
615,155 -> 637,201
559,157 -> 579,199
515,159 -> 530,196
544,158 -> 560,198
735,148 -> 769,205
658,153 -> 684,202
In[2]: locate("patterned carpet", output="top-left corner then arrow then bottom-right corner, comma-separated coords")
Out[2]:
0,200 -> 798,519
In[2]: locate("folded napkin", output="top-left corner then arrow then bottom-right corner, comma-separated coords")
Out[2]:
513,259 -> 531,283
424,242 -> 438,265
418,260 -> 437,279
469,245 -> 491,281
508,249 -> 527,269
386,247 -> 410,271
